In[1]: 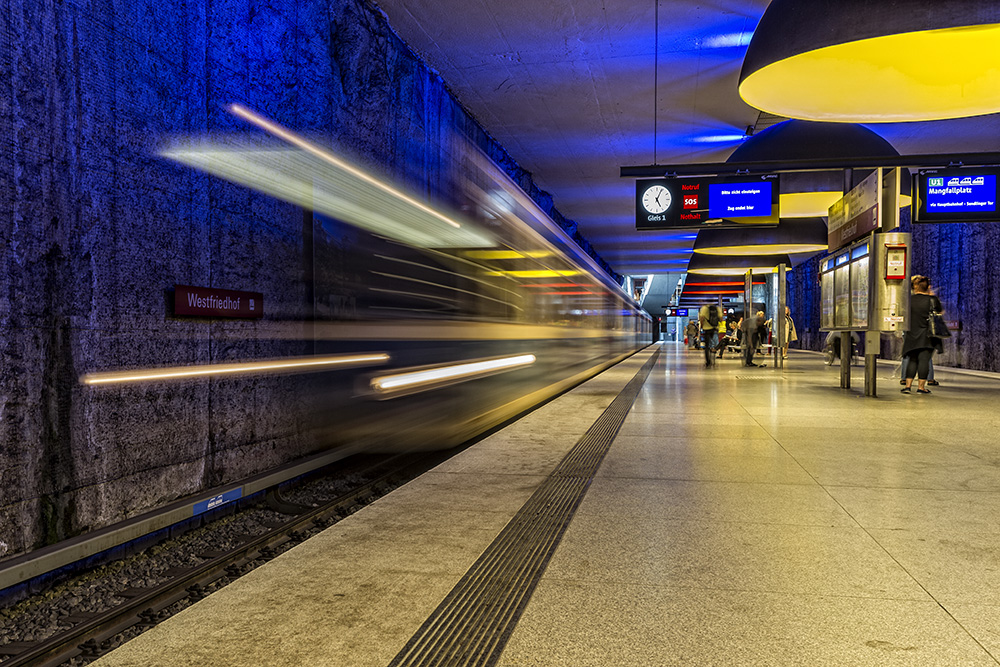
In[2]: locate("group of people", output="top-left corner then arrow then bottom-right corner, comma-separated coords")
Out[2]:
679,273 -> 945,392
689,304 -> 797,369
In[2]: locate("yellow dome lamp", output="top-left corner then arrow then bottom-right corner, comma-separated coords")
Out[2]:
727,120 -> 911,216
692,218 -> 828,257
738,0 -> 1000,123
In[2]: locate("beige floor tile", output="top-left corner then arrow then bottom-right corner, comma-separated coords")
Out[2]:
793,454 -> 1000,491
828,487 -> 1000,533
379,470 -> 545,514
93,569 -> 458,667
577,477 -> 854,527
545,514 -> 928,599
497,581 -> 997,667
941,603 -> 1000,659
597,436 -> 815,485
868,528 -> 1000,605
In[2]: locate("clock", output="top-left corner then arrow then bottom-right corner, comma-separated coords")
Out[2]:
642,184 -> 671,214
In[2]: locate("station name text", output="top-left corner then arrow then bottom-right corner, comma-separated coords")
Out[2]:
188,293 -> 242,310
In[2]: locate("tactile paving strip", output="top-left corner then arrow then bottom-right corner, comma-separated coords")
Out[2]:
388,349 -> 660,667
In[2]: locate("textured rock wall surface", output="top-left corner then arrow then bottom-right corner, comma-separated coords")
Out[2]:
0,0 -> 612,559
788,206 -> 1000,371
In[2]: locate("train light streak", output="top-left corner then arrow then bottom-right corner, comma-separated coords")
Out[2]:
81,353 -> 390,385
229,104 -> 460,229
370,354 -> 536,396
484,270 -> 581,278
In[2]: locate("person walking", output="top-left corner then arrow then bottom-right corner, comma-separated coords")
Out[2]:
698,303 -> 724,367
901,275 -> 943,395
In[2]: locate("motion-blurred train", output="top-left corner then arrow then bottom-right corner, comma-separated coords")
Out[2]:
86,105 -> 652,454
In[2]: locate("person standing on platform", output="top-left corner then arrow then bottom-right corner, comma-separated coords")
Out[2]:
778,306 -> 797,359
685,319 -> 699,349
899,276 -> 941,386
901,275 -> 942,395
698,303 -> 723,368
742,311 -> 767,367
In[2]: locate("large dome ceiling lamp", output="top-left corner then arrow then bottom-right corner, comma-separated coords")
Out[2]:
739,0 -> 1000,122
693,218 -> 828,256
728,120 -> 910,217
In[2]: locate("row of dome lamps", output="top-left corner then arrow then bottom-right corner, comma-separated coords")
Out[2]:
637,0 -> 1000,300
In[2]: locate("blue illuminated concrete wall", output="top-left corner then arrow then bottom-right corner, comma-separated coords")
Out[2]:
0,0 -> 612,559
788,206 -> 1000,371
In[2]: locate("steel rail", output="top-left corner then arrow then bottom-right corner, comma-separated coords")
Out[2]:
1,452 -> 438,667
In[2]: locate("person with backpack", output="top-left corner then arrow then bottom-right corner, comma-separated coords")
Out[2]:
685,319 -> 699,349
698,303 -> 723,368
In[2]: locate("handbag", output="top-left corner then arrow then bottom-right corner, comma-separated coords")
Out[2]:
928,299 -> 951,338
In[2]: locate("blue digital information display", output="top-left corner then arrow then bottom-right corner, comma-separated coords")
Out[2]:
636,174 -> 778,229
915,168 -> 1000,223
707,181 -> 773,218
925,174 -> 996,212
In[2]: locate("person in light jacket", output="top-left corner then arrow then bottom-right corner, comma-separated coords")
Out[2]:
778,306 -> 797,359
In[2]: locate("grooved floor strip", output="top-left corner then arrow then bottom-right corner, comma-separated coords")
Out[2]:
388,349 -> 660,667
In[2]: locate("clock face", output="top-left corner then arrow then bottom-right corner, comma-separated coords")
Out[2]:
642,185 -> 671,214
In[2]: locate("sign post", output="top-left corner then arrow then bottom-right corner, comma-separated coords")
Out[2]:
774,263 -> 786,371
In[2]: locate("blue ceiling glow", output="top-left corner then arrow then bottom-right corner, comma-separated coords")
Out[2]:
654,8 -> 762,54
614,248 -> 693,257
592,232 -> 697,243
554,184 -> 638,199
690,134 -> 747,143
702,32 -> 753,49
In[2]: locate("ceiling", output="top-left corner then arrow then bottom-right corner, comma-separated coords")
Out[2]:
372,0 -> 1000,276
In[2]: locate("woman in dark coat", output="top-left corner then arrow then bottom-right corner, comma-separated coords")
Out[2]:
901,275 -> 943,394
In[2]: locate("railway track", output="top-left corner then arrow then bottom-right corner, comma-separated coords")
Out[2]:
0,450 -> 450,666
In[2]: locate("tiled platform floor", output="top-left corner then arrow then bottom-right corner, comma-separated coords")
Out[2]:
94,344 -> 1000,666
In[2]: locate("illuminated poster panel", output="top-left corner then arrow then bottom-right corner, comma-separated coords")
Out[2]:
821,271 -> 835,329
851,256 -> 869,329
834,262 -> 851,328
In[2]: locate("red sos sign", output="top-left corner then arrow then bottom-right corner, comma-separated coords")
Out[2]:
683,195 -> 699,209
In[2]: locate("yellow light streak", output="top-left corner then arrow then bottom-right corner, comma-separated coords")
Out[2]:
464,250 -> 554,260
81,353 -> 390,386
229,104 -> 462,229
484,270 -> 582,278
371,354 -> 536,394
